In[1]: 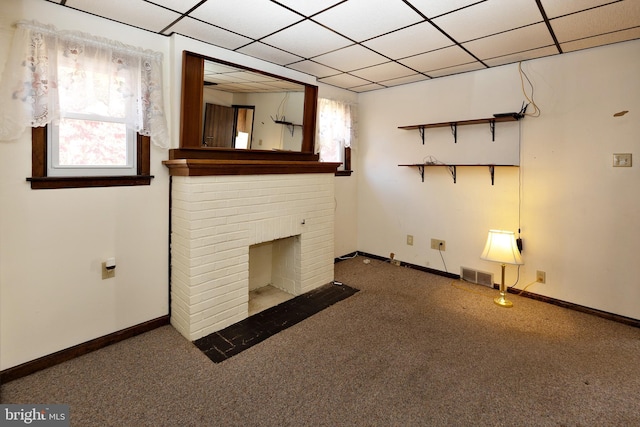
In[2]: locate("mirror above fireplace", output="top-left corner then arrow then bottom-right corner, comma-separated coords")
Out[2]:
178,51 -> 318,157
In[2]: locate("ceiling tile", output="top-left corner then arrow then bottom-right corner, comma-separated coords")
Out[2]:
350,61 -> 416,82
350,83 -> 386,93
399,45 -> 477,73
432,0 -> 543,43
237,42 -> 303,65
313,0 -> 423,42
426,61 -> 486,78
407,0 -> 485,19
147,0 -> 203,14
275,0 -> 345,17
286,60 -> 341,78
482,45 -> 559,67
540,0 -> 618,19
313,45 -> 388,72
164,17 -> 252,50
463,23 -> 556,60
261,20 -> 352,58
560,26 -> 640,52
65,0 -> 181,33
551,1 -> 640,44
379,73 -> 431,87
318,73 -> 371,88
190,0 -> 303,39
363,22 -> 453,60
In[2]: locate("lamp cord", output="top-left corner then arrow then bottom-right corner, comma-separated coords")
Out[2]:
508,264 -> 522,289
439,246 -> 448,273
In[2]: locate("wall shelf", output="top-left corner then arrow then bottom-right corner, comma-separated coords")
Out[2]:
398,164 -> 518,185
274,119 -> 302,136
398,113 -> 523,144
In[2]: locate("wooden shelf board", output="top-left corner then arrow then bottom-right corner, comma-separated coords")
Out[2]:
398,114 -> 521,130
398,164 -> 518,167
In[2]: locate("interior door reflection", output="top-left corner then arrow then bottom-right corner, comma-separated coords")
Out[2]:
233,106 -> 254,149
203,104 -> 254,149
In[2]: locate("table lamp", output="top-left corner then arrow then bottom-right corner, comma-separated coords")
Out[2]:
480,229 -> 523,308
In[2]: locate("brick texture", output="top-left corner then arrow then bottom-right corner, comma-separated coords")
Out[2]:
170,174 -> 335,340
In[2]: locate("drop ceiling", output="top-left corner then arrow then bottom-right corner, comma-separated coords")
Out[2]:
49,0 -> 640,92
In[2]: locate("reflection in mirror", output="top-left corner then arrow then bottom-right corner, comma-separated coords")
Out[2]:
203,104 -> 254,148
202,60 -> 306,151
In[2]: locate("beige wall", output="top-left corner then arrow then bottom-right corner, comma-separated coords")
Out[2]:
0,0 -> 358,370
0,0 -> 172,370
357,39 -> 640,319
3,0 -> 636,372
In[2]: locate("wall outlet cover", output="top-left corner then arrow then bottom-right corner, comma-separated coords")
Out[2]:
613,153 -> 632,167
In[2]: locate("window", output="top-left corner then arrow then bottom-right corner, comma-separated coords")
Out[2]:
317,98 -> 355,176
48,113 -> 137,178
0,21 -> 168,189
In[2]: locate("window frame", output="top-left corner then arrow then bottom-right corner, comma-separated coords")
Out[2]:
27,125 -> 153,189
47,115 -> 137,177
335,146 -> 352,177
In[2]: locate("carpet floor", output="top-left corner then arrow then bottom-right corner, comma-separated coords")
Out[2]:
2,256 -> 639,426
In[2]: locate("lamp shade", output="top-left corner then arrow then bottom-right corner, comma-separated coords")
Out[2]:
480,230 -> 523,265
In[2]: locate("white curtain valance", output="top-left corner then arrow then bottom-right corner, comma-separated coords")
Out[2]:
0,20 -> 169,148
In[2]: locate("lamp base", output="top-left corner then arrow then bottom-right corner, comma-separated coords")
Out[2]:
494,295 -> 513,308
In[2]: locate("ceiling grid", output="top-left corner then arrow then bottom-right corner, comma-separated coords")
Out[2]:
50,0 -> 640,92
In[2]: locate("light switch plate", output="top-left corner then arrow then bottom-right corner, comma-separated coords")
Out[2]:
613,153 -> 632,167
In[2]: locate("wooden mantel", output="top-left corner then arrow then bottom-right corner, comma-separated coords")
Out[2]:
163,148 -> 341,176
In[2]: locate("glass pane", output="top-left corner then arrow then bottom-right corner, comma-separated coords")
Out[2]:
58,118 -> 128,166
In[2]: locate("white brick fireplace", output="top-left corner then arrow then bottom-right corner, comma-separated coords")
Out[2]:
169,173 -> 335,341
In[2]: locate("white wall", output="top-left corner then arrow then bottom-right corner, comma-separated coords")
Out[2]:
0,0 -> 171,370
357,40 -> 640,320
0,1 -> 360,369
319,83 -> 359,259
243,91 -> 305,151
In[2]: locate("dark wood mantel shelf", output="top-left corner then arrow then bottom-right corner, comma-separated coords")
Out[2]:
164,149 -> 341,176
163,158 -> 341,176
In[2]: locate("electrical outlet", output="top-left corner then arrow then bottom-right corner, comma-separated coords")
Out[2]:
406,235 -> 413,246
613,153 -> 632,167
102,262 -> 115,280
391,259 -> 401,266
430,239 -> 446,251
536,270 -> 546,283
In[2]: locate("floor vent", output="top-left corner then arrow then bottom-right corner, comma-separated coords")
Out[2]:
460,267 -> 494,288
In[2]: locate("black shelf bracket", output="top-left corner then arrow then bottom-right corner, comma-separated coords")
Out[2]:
488,165 -> 495,185
450,123 -> 457,143
419,126 -> 425,144
274,119 -> 301,136
490,119 -> 496,141
417,164 -> 425,182
448,165 -> 457,183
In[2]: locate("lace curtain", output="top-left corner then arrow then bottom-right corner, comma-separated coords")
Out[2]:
0,20 -> 168,148
316,98 -> 356,163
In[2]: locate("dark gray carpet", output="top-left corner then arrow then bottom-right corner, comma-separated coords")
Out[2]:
2,256 -> 639,426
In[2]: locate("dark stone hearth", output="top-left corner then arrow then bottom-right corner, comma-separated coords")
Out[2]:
194,282 -> 359,363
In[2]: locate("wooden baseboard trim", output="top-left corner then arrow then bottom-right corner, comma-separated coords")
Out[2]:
336,252 -> 639,328
352,251 -> 459,279
0,315 -> 169,384
508,288 -> 640,328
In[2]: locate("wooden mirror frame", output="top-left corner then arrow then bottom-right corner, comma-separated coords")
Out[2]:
178,51 -> 318,158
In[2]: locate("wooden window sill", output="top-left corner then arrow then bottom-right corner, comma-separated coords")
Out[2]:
26,175 -> 154,189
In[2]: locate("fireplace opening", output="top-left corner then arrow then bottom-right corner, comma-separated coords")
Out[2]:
248,236 -> 299,316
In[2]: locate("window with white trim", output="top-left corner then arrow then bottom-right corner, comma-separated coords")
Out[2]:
48,113 -> 137,177
0,20 -> 169,188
